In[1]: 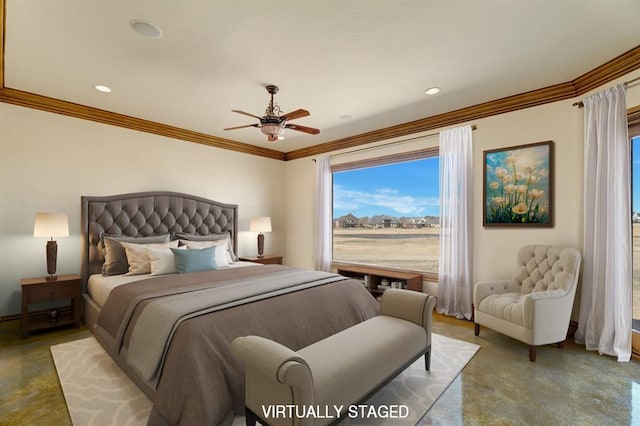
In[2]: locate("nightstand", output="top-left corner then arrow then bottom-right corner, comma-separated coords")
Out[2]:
20,274 -> 82,337
238,255 -> 283,265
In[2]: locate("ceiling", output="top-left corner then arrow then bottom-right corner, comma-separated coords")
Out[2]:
3,1 -> 640,154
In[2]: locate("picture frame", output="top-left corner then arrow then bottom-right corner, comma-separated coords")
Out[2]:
483,141 -> 553,227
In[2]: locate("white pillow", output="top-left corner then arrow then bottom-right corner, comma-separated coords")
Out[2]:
147,246 -> 186,276
179,240 -> 230,267
121,240 -> 180,275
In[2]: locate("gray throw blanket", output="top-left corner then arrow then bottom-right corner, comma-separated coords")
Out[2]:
93,265 -> 380,426
127,268 -> 346,384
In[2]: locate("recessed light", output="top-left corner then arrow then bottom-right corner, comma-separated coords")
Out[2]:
425,87 -> 440,95
130,19 -> 163,39
94,85 -> 112,93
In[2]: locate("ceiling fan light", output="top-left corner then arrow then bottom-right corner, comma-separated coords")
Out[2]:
260,124 -> 285,137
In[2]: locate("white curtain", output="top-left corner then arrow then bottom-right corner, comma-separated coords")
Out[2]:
437,126 -> 474,320
575,84 -> 631,362
314,156 -> 332,272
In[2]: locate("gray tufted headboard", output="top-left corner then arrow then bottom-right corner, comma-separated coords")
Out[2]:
80,191 -> 238,291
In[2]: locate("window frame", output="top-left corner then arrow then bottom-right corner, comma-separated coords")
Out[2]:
330,146 -> 440,281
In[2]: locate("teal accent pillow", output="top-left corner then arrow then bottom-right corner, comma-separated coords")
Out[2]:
171,247 -> 217,273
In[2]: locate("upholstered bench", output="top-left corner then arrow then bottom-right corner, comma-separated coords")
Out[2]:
232,288 -> 436,426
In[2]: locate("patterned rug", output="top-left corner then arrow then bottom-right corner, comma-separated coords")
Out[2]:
51,333 -> 479,425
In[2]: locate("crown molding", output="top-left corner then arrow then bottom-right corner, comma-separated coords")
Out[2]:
285,81 -> 577,160
0,0 -> 284,160
573,45 -> 640,94
286,44 -> 640,161
0,87 -> 286,160
1,0 -> 639,162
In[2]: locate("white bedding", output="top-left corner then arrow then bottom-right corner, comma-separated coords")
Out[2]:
87,261 -> 260,308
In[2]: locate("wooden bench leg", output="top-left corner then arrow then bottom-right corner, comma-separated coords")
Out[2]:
246,407 -> 265,426
474,323 -> 480,336
424,346 -> 431,371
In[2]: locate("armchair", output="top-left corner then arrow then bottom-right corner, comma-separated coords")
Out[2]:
473,245 -> 581,361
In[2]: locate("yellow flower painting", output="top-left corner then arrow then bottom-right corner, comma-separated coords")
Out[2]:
483,141 -> 553,226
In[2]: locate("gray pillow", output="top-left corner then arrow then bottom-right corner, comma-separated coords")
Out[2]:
102,234 -> 171,275
176,232 -> 237,261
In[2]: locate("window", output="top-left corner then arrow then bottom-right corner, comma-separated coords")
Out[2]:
332,149 -> 439,274
632,135 -> 640,335
630,114 -> 640,357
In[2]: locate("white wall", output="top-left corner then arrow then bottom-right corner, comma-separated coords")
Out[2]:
284,70 -> 640,313
3,70 -> 640,318
0,103 -> 286,316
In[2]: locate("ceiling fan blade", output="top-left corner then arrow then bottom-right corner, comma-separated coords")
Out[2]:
280,109 -> 310,121
224,124 -> 259,131
232,110 -> 262,120
285,123 -> 320,135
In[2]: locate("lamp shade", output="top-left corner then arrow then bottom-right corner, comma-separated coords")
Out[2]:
250,216 -> 272,233
33,213 -> 69,238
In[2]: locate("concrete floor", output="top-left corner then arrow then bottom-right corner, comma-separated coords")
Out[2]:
1,314 -> 639,425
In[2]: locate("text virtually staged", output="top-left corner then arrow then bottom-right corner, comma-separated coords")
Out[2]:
260,404 -> 410,421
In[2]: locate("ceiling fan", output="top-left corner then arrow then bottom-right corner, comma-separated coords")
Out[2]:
224,85 -> 320,142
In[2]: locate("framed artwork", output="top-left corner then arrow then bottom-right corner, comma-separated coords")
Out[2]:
483,141 -> 553,227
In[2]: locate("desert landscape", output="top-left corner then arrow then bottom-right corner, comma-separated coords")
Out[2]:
333,227 -> 440,272
336,225 -> 640,322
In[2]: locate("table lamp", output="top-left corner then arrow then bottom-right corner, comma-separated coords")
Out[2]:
33,212 -> 69,281
249,217 -> 271,258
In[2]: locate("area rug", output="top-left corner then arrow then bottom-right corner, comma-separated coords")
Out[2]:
51,333 -> 479,425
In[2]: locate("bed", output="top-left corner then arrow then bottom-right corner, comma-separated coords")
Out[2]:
80,191 -> 379,426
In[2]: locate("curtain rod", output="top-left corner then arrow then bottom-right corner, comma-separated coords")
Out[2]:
312,125 -> 477,161
572,75 -> 640,108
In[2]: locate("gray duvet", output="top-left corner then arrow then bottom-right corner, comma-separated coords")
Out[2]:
93,265 -> 379,426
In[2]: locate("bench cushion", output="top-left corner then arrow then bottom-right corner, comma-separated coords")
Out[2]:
298,315 -> 427,409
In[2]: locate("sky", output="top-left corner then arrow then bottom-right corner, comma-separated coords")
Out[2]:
333,157 -> 439,218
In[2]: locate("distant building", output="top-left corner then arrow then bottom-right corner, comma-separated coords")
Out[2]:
335,213 -> 359,228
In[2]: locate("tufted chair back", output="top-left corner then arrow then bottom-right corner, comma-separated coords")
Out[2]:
508,245 -> 581,295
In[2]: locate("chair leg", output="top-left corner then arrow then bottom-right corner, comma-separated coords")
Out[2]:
529,345 -> 537,362
474,323 -> 480,336
424,347 -> 431,371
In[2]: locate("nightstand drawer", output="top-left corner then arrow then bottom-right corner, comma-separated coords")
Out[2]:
24,281 -> 78,304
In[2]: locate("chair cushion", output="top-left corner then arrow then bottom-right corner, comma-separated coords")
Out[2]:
477,292 -> 527,326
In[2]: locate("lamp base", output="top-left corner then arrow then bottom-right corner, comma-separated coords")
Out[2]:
257,233 -> 265,258
46,240 -> 58,280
